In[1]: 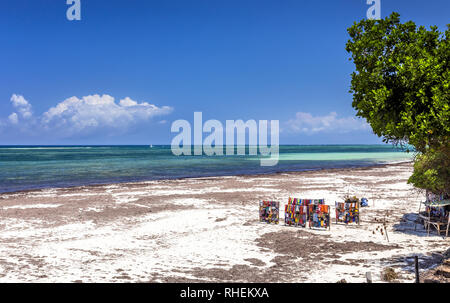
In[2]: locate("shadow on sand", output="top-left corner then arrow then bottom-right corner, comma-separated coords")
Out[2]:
386,213 -> 449,277
385,251 -> 447,275
393,213 -> 447,238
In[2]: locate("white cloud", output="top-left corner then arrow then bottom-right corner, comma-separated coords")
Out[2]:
10,94 -> 32,119
3,94 -> 173,137
41,94 -> 173,134
8,113 -> 19,124
119,97 -> 138,107
285,111 -> 369,134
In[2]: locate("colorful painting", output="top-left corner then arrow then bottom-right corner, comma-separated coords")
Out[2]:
284,198 -> 325,227
284,198 -> 308,227
335,201 -> 360,224
259,201 -> 280,224
309,204 -> 331,229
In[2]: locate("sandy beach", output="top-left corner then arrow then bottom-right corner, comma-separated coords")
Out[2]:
0,161 -> 448,283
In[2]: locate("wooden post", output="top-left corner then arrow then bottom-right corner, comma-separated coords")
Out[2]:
309,206 -> 311,229
446,216 -> 449,238
328,206 -> 331,230
358,201 -> 361,225
366,271 -> 372,283
414,256 -> 420,283
335,203 -> 338,225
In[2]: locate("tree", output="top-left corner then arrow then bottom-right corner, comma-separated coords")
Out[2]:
346,13 -> 449,195
346,12 -> 449,153
407,145 -> 450,195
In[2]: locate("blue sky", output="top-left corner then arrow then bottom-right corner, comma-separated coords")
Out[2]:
0,0 -> 448,145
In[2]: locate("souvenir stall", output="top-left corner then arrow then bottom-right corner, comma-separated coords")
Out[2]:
308,204 -> 331,230
335,200 -> 360,225
418,196 -> 450,237
284,198 -> 325,227
284,198 -> 308,227
259,201 -> 280,224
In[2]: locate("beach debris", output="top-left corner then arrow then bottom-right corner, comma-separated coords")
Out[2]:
435,266 -> 450,278
373,211 -> 390,242
419,248 -> 450,283
381,267 -> 399,282
336,279 -> 347,283
344,196 -> 359,203
424,278 -> 440,283
361,197 -> 369,207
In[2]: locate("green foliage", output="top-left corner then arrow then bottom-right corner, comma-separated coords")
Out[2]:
346,12 -> 449,153
408,145 -> 450,195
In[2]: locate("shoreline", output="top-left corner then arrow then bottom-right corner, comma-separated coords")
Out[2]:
0,160 -> 414,196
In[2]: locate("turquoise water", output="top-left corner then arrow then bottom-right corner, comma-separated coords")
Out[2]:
0,145 -> 413,193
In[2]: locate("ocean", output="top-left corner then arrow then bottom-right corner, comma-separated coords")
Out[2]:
0,145 -> 414,193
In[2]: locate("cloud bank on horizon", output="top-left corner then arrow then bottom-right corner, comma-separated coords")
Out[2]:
0,94 -> 373,143
1,94 -> 173,138
284,111 -> 370,134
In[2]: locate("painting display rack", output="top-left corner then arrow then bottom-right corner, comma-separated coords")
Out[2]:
308,204 -> 331,230
284,198 -> 325,227
284,198 -> 308,227
259,201 -> 280,224
335,201 -> 360,225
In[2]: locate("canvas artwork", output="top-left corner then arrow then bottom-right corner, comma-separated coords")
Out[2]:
259,201 -> 280,224
285,198 -> 326,227
309,204 -> 331,229
284,198 -> 308,227
335,201 -> 360,224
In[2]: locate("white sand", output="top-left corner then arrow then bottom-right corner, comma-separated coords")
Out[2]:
0,162 -> 448,283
